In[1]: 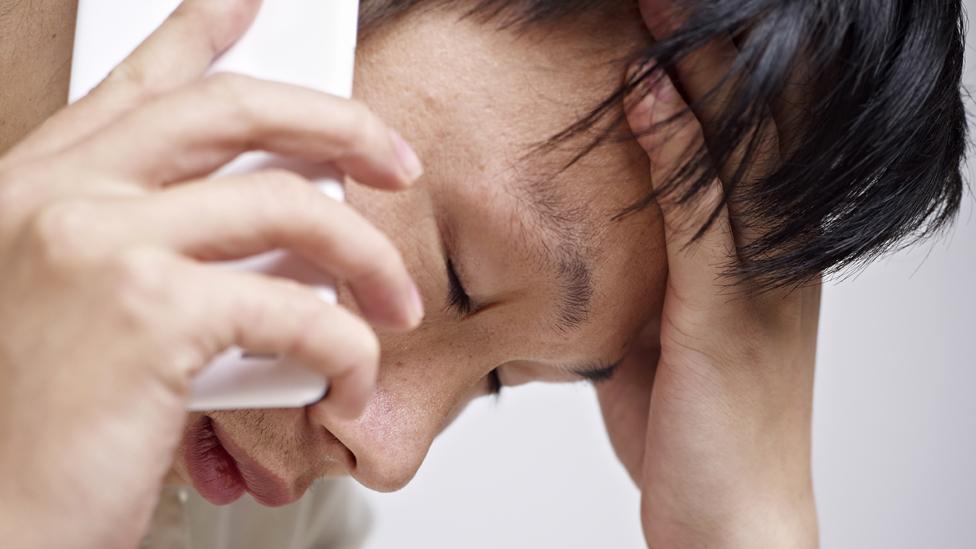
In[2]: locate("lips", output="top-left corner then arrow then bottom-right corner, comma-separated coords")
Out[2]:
183,417 -> 299,507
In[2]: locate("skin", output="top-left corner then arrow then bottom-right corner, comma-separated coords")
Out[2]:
190,4 -> 667,496
611,5 -> 820,544
0,1 -> 818,547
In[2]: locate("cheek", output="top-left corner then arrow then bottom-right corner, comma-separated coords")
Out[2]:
595,196 -> 669,325
591,255 -> 668,355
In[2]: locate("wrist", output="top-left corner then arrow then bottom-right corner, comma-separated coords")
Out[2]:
643,482 -> 819,549
723,495 -> 819,549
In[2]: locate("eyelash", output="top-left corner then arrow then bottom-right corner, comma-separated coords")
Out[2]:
446,258 -> 474,316
487,369 -> 503,396
445,258 -> 501,395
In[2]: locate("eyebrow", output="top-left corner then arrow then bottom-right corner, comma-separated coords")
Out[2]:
515,176 -> 596,332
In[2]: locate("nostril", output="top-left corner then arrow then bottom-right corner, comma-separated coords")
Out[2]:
308,388 -> 434,492
309,421 -> 427,492
303,405 -> 357,474
320,424 -> 358,471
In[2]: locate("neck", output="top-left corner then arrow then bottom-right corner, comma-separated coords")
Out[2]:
0,0 -> 78,154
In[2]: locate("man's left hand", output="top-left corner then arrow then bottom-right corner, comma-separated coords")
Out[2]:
597,2 -> 820,546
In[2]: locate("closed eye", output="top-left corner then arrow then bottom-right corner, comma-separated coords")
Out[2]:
570,359 -> 623,383
446,258 -> 474,316
444,258 -> 499,395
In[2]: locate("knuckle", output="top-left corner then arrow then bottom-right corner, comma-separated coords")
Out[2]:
338,100 -> 379,151
299,309 -> 379,371
246,170 -> 315,221
106,250 -> 196,390
0,168 -> 17,198
109,249 -> 173,324
102,62 -> 157,103
0,170 -> 33,233
203,72 -> 255,119
251,169 -> 312,200
27,200 -> 100,268
205,71 -> 247,93
324,202 -> 394,256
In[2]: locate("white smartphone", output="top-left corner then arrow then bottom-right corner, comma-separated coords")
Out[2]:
70,0 -> 360,411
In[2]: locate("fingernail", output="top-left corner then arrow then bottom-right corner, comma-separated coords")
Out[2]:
389,129 -> 424,183
649,70 -> 677,103
406,281 -> 425,328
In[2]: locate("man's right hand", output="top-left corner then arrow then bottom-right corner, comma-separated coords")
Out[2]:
0,1 -> 424,547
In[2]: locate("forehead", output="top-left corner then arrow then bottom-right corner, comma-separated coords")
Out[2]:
360,0 -> 641,31
356,3 -> 663,357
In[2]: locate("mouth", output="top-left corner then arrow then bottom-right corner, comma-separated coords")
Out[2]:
183,416 -> 299,507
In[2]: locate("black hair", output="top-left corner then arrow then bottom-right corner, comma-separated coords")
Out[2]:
362,0 -> 969,289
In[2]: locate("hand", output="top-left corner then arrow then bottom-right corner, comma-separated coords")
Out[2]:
596,2 -> 820,547
0,2 -> 424,548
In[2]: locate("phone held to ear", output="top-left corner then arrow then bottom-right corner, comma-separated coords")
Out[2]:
70,0 -> 361,411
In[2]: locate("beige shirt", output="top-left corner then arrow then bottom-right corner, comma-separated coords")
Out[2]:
141,479 -> 372,549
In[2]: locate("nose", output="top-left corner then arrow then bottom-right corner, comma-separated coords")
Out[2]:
322,275 -> 491,492
308,385 -> 438,492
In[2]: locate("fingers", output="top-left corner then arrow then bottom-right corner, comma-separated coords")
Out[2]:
61,75 -> 423,190
158,253 -> 382,419
627,70 -> 737,301
9,0 -> 262,163
104,0 -> 262,93
639,0 -> 779,247
75,170 -> 424,332
639,0 -> 740,138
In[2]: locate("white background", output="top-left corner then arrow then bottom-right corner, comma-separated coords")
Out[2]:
361,6 -> 976,548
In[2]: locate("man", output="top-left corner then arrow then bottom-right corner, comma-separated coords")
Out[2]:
0,0 -> 965,548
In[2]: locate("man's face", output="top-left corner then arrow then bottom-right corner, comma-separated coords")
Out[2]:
174,4 -> 667,504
